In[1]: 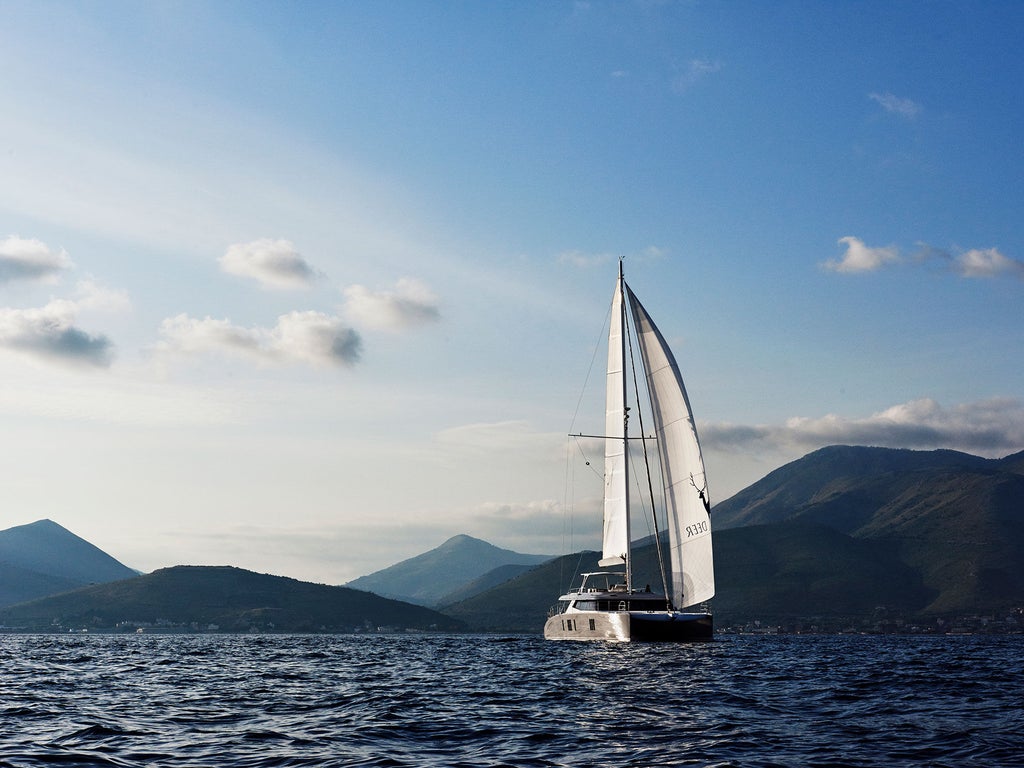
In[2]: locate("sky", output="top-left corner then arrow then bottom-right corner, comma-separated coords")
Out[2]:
2,0 -> 1022,584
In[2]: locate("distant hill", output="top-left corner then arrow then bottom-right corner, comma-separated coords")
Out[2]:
443,446 -> 1024,631
0,565 -> 464,633
346,534 -> 552,606
0,519 -> 139,608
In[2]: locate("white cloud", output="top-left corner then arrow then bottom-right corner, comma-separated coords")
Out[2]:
0,236 -> 72,284
823,236 -> 900,273
341,278 -> 441,331
953,248 -> 1024,279
73,278 -> 132,313
702,397 -> 1024,458
157,311 -> 361,367
869,92 -> 922,119
673,59 -> 723,92
913,243 -> 1024,280
0,298 -> 114,368
219,238 -> 322,290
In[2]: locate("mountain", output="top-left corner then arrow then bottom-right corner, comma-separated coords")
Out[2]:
711,445 -> 1020,531
0,519 -> 139,608
0,565 -> 464,633
444,446 -> 1024,631
441,525 -> 932,632
345,534 -> 552,606
711,445 -> 1024,615
435,563 -> 542,607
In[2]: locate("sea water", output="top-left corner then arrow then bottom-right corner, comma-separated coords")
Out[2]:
0,633 -> 1020,767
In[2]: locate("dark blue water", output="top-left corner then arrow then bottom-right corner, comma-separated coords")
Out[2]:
0,633 -> 1020,767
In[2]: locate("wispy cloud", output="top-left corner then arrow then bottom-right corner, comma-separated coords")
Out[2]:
869,91 -> 922,119
436,420 -> 548,451
951,247 -> 1024,279
0,236 -> 72,284
73,278 -> 132,313
432,420 -> 568,473
557,250 -> 616,268
0,298 -> 114,368
157,311 -> 361,367
823,236 -> 900,273
913,243 -> 1024,280
473,498 -> 598,554
673,59 -> 723,92
703,397 -> 1024,458
219,239 -> 323,290
341,278 -> 441,332
558,245 -> 666,268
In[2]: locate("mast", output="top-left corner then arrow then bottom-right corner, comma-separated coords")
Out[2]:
619,261 -> 632,593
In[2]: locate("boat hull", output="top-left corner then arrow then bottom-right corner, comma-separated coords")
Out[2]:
543,611 -> 712,643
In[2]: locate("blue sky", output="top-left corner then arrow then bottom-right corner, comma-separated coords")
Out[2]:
2,0 -> 1022,582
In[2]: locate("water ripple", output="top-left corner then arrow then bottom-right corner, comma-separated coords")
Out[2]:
0,634 -> 1021,766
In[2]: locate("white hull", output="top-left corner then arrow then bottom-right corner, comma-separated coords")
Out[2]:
543,609 -> 713,642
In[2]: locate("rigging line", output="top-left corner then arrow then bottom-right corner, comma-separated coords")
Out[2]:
623,284 -> 672,602
560,435 -> 573,591
566,294 -> 614,436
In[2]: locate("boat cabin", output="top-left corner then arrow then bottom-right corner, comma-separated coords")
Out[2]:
556,572 -> 673,613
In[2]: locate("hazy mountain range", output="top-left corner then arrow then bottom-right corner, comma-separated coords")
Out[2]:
345,534 -> 552,606
0,519 -> 138,608
2,445 -> 1021,633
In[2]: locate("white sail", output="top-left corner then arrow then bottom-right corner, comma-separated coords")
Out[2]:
599,272 -> 629,568
626,285 -> 715,608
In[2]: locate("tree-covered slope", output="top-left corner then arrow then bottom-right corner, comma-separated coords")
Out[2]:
0,565 -> 464,633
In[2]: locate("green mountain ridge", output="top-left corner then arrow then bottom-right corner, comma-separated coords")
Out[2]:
0,565 -> 464,633
710,445 -> 1024,616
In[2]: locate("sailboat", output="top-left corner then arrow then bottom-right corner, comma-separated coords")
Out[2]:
543,263 -> 715,642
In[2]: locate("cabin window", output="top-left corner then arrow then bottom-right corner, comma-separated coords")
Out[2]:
575,600 -> 597,611
589,619 -> 596,631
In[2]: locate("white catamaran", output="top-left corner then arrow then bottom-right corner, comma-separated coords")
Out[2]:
543,263 -> 715,642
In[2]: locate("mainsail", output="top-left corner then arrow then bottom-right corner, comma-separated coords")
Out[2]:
599,271 -> 629,570
626,285 -> 715,608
